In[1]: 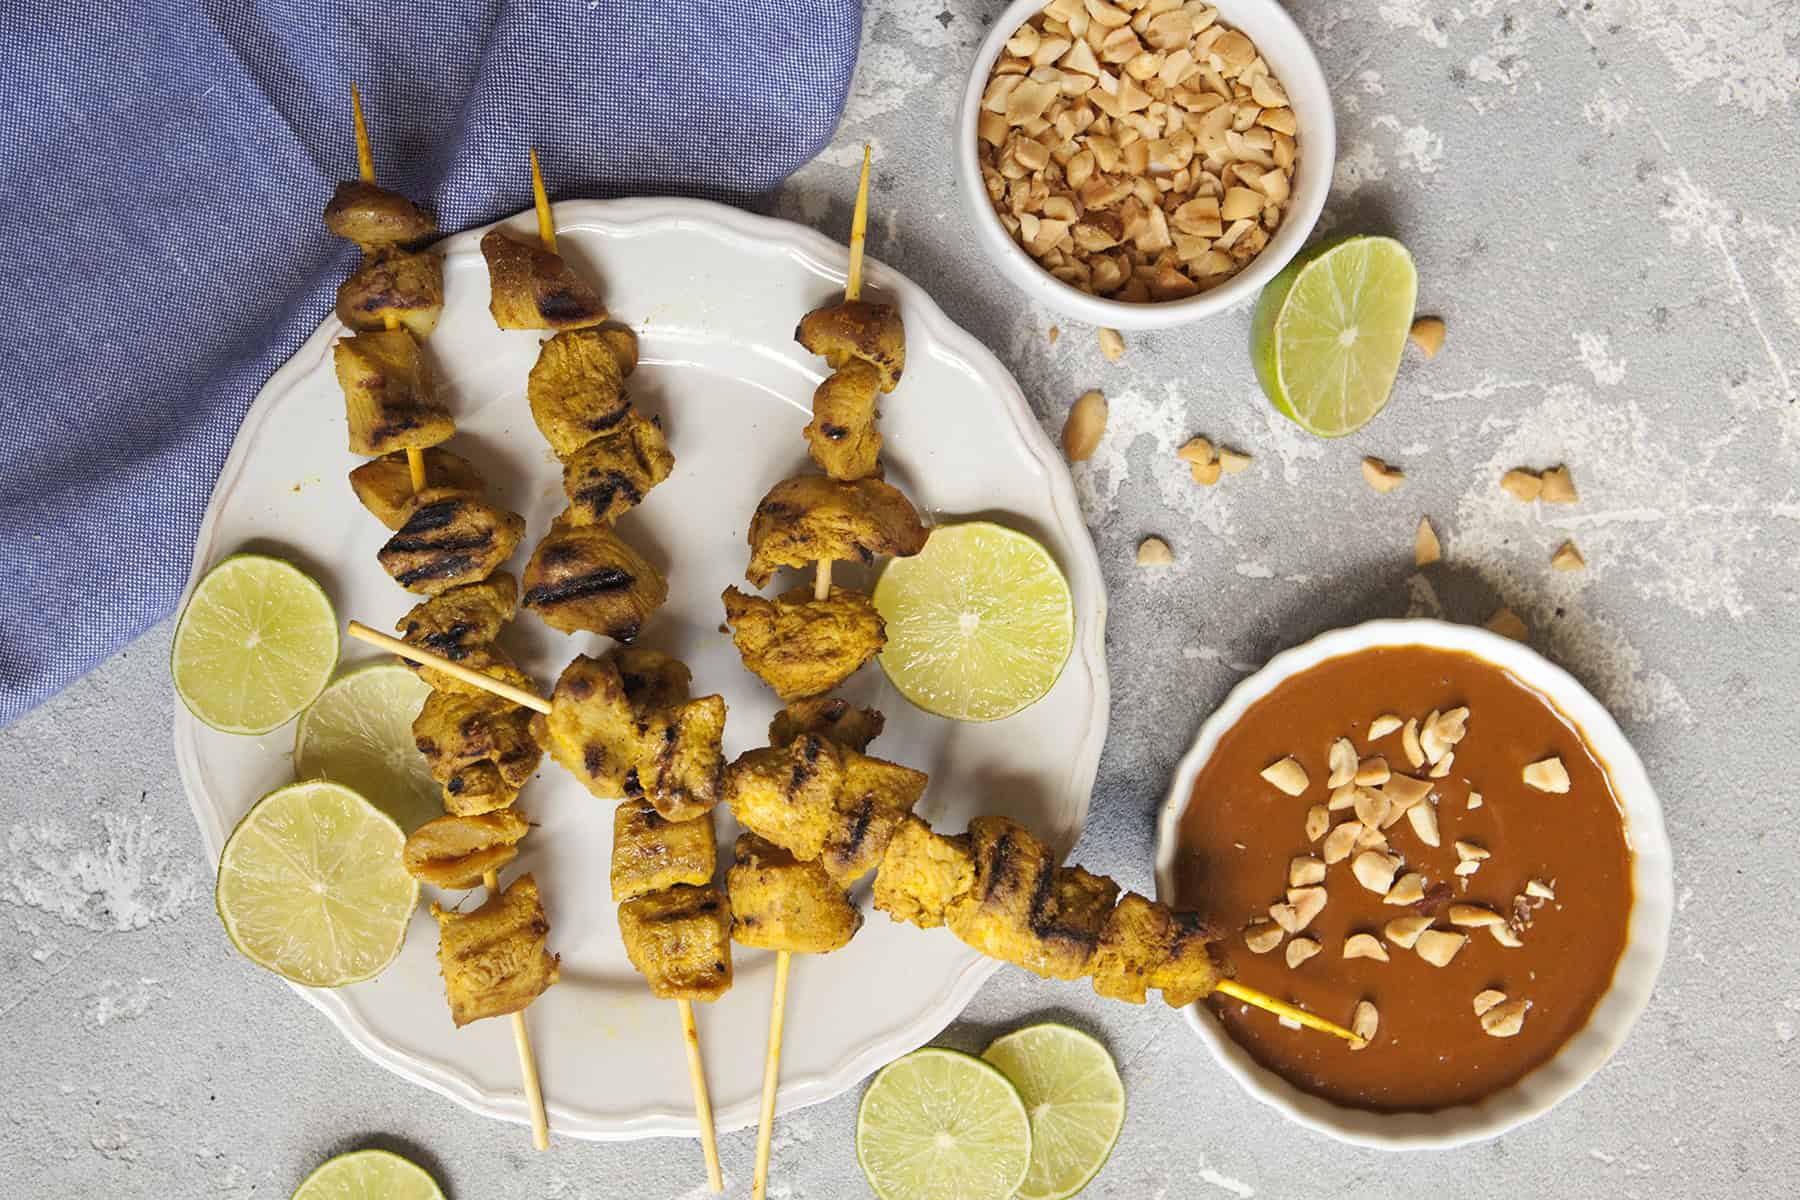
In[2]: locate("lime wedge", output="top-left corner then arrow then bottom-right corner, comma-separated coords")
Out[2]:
296,663 -> 439,833
1251,235 -> 1418,437
983,1024 -> 1125,1200
857,1047 -> 1033,1200
216,780 -> 418,988
172,554 -> 338,735
292,1148 -> 444,1200
871,522 -> 1074,722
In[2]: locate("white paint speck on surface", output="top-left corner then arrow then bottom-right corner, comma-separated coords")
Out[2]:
3,811 -> 200,934
1573,332 -> 1627,385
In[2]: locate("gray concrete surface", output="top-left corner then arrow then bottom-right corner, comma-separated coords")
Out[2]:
5,0 -> 1798,1195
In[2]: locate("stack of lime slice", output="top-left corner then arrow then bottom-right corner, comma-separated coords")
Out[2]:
294,663 -> 439,832
292,1149 -> 443,1200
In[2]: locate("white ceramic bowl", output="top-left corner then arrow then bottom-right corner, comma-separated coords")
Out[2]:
956,0 -> 1336,330
1153,619 -> 1674,1149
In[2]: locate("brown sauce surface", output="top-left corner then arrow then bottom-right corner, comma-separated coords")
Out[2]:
1173,646 -> 1632,1112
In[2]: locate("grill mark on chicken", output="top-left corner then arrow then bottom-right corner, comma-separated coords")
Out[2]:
522,567 -> 634,607
573,471 -> 641,514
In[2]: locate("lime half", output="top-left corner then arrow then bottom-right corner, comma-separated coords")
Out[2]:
172,554 -> 338,734
296,663 -> 438,832
292,1148 -> 444,1200
857,1047 -> 1033,1200
216,780 -> 418,988
983,1024 -> 1126,1200
872,522 -> 1074,722
1251,235 -> 1418,437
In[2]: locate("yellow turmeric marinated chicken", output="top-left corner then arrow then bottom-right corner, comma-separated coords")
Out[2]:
562,410 -> 674,525
769,698 -> 885,754
334,328 -> 455,457
393,574 -> 519,694
480,229 -> 607,331
378,489 -> 525,596
533,652 -> 727,821
727,833 -> 863,954
336,246 -> 444,338
617,883 -> 733,1001
350,446 -> 484,530
413,677 -> 542,814
1088,892 -> 1227,1008
945,817 -> 1119,982
872,815 -> 975,930
745,475 -> 928,588
324,180 -> 435,246
804,361 -> 882,480
721,585 -> 885,701
795,299 -> 906,393
522,517 -> 667,641
431,873 -> 559,1026
724,734 -> 927,884
611,799 -> 717,903
528,327 -> 632,457
404,809 -> 531,889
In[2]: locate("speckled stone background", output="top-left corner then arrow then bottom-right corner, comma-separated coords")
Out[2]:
5,1 -> 1798,1196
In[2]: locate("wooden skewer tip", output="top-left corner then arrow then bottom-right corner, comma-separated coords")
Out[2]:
529,147 -> 557,254
752,950 -> 793,1200
678,999 -> 726,1193
1214,978 -> 1361,1044
344,621 -> 551,714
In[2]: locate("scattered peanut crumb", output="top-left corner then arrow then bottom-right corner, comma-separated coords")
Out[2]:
1136,536 -> 1174,567
1415,929 -> 1468,967
1415,516 -> 1441,566
1466,791 -> 1484,810
1361,456 -> 1405,493
1368,714 -> 1402,739
1540,464 -> 1578,504
1383,872 -> 1425,905
1287,886 -> 1327,930
1473,989 -> 1508,1017
1304,805 -> 1329,842
1485,607 -> 1528,641
1523,756 -> 1571,793
1405,801 -> 1441,847
1098,327 -> 1125,361
1491,922 -> 1524,948
1326,738 -> 1358,788
1500,468 -> 1543,502
1351,851 -> 1401,894
1321,822 -> 1359,864
1384,915 -> 1431,949
1286,937 -> 1322,969
1480,997 -> 1530,1037
1355,756 -> 1390,786
1260,756 -> 1309,796
1047,325 -> 1060,345
1349,999 -> 1378,1049
1526,878 -> 1557,901
1190,457 -> 1222,486
1343,933 -> 1390,962
1400,718 -> 1425,768
1062,390 -> 1107,461
1177,437 -> 1214,464
1244,919 -> 1282,954
1551,539 -> 1585,571
1449,903 -> 1504,928
1218,447 -> 1252,474
1408,315 -> 1446,359
1289,856 -> 1326,887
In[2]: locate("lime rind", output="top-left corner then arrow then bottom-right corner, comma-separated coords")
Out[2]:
294,662 -> 439,833
172,553 -> 339,735
857,1047 -> 1034,1200
983,1024 -> 1126,1200
292,1148 -> 444,1200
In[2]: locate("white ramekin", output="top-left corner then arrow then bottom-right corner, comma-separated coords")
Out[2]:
1152,619 -> 1674,1149
956,0 -> 1336,330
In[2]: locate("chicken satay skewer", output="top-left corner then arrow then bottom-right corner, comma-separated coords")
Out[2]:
349,83 -> 427,493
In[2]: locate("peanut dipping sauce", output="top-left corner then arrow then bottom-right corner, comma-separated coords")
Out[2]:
1173,646 -> 1633,1112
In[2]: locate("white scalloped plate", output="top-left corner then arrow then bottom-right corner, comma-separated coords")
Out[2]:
172,199 -> 1108,1141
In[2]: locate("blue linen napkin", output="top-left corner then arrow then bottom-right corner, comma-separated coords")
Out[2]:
0,0 -> 861,726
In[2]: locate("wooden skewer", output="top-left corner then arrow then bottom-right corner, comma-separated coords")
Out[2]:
483,866 -> 553,1148
350,83 -> 427,493
1214,979 -> 1362,1043
679,999 -> 726,1194
845,143 -> 871,302
529,148 -> 558,254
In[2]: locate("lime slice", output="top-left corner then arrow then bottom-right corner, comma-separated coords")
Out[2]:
857,1047 -> 1033,1200
1251,235 -> 1418,438
983,1024 -> 1125,1200
296,663 -> 439,833
172,554 -> 339,735
872,522 -> 1074,722
216,780 -> 419,987
292,1148 -> 444,1200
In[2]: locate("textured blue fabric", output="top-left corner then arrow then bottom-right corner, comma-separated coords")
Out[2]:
0,0 -> 860,725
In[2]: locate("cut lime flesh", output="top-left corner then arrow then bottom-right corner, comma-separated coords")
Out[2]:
172,553 -> 338,735
292,1148 -> 444,1200
857,1047 -> 1033,1200
295,662 -> 438,833
984,1024 -> 1126,1200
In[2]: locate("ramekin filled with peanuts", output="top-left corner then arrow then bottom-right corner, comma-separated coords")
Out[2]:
957,0 -> 1334,328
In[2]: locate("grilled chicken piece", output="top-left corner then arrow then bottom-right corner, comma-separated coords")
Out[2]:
795,299 -> 905,393
872,815 -> 975,929
617,883 -> 733,1001
394,573 -> 518,694
599,325 -> 639,376
522,517 -> 667,641
746,476 -> 928,588
769,698 -> 885,754
534,652 -> 726,820
805,362 -> 882,480
481,229 -> 607,331
324,180 -> 434,246
413,678 -> 541,814
431,873 -> 559,1025
615,645 -> 693,712
351,447 -> 484,530
612,799 -> 717,904
404,809 -> 531,889
728,833 -> 863,954
378,490 -> 525,596
562,410 -> 674,525
528,328 -> 632,457
722,585 -> 885,701
334,329 -> 455,457
336,246 -> 444,338
725,734 -> 927,884
1088,893 -> 1226,1007
945,817 -> 1119,981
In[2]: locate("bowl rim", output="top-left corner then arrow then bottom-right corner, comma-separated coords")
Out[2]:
1152,617 -> 1674,1149
954,0 -> 1338,330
